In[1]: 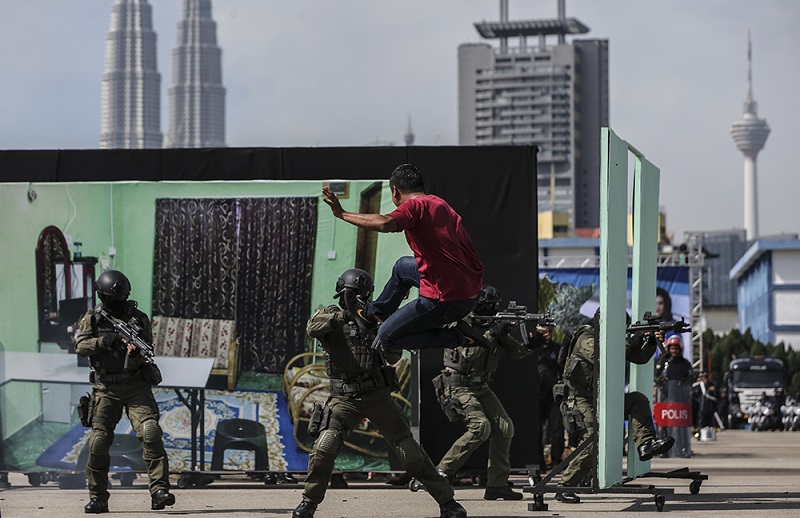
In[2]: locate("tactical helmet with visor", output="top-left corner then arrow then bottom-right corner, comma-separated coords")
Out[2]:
474,285 -> 502,316
95,270 -> 131,303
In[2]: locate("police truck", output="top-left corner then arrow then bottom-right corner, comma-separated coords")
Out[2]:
725,356 -> 786,429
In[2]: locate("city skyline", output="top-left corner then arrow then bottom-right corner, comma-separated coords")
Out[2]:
166,0 -> 226,148
0,0 -> 798,242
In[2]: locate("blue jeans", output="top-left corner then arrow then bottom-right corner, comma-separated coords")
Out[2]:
369,256 -> 476,350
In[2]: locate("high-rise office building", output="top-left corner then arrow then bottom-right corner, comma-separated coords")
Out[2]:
166,0 -> 226,148
730,34 -> 769,241
458,0 -> 608,230
100,0 -> 162,149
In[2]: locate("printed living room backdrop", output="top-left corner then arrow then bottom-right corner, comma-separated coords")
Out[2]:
151,197 -> 317,374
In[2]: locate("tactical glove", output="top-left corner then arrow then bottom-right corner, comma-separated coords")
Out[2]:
102,333 -> 125,349
489,321 -> 511,338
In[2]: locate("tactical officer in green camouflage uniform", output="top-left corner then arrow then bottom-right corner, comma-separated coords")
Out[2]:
433,286 -> 541,501
293,268 -> 467,518
75,270 -> 174,514
554,308 -> 674,504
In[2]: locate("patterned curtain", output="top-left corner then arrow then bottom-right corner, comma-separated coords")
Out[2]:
152,197 -> 317,374
152,199 -> 238,320
235,197 -> 318,374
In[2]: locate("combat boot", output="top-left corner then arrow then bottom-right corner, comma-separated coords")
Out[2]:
484,485 -> 523,500
150,489 -> 175,510
555,491 -> 581,504
84,498 -> 108,514
439,499 -> 467,518
638,436 -> 675,461
292,500 -> 317,518
385,472 -> 412,486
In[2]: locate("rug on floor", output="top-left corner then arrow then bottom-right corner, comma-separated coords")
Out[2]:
35,389 -> 308,472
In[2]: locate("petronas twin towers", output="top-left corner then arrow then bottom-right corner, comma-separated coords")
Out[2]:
100,0 -> 225,149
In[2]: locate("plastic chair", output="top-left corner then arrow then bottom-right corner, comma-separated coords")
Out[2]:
210,418 -> 268,471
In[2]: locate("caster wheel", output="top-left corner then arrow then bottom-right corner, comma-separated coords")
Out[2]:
527,494 -> 548,511
27,473 -> 42,487
690,480 -> 702,495
408,478 -> 422,492
655,494 -> 665,512
264,473 -> 278,485
177,476 -> 190,489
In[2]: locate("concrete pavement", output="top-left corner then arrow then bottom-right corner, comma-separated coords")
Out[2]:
2,429 -> 800,517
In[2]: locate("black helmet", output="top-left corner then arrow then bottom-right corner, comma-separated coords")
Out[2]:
334,268 -> 374,299
95,270 -> 131,302
474,285 -> 502,316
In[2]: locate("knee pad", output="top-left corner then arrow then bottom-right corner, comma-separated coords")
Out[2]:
395,437 -> 424,469
141,419 -> 163,444
316,429 -> 342,456
89,429 -> 109,456
469,418 -> 491,442
497,415 -> 515,439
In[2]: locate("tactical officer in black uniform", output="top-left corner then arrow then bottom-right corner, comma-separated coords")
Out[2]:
75,270 -> 174,514
293,269 -> 467,518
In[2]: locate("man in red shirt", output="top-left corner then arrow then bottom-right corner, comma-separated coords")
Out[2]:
322,163 -> 484,350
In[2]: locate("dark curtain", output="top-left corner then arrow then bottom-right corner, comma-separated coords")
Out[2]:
152,198 -> 238,320
235,197 -> 317,374
152,197 -> 317,374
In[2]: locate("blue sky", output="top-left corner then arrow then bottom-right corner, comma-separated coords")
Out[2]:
1,0 -> 798,242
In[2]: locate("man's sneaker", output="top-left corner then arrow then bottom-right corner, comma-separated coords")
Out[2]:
150,489 -> 175,510
292,500 -> 317,518
638,436 -> 675,461
484,485 -> 523,500
555,491 -> 581,504
84,498 -> 108,514
439,499 -> 468,518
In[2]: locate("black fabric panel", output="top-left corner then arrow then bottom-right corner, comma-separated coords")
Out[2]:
407,146 -> 541,470
406,146 -> 538,305
0,150 -> 60,182
159,148 -> 283,181
280,147 -> 407,181
57,149 -> 162,182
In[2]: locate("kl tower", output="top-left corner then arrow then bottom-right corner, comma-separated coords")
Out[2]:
730,32 -> 770,241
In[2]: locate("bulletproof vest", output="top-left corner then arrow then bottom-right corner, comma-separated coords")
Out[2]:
90,302 -> 147,374
324,321 -> 381,382
442,320 -> 499,378
562,325 -> 595,394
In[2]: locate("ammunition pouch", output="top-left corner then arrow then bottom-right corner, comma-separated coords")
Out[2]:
330,375 -> 385,396
78,392 -> 96,428
560,398 -> 586,435
432,373 -> 466,423
141,362 -> 162,386
90,370 -> 143,385
307,403 -> 329,439
553,381 -> 568,405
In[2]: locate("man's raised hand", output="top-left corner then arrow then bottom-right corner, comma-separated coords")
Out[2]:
322,186 -> 345,218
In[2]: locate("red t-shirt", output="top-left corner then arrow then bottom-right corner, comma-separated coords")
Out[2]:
388,194 -> 484,301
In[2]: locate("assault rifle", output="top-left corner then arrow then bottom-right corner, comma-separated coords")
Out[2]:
471,301 -> 556,347
95,307 -> 156,367
626,311 -> 692,355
